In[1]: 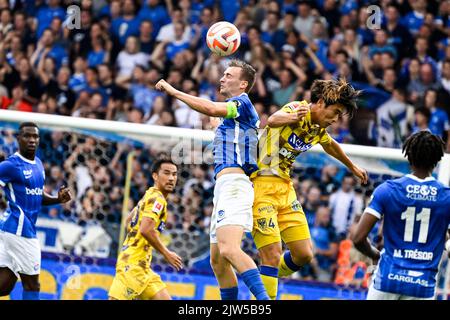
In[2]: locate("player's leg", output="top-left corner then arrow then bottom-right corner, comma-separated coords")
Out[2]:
149,288 -> 171,300
257,242 -> 282,300
278,184 -> 313,277
19,273 -> 40,300
215,225 -> 269,300
2,232 -> 41,300
279,237 -> 314,277
210,243 -> 239,300
0,268 -> 17,297
251,177 -> 283,300
0,232 -> 18,296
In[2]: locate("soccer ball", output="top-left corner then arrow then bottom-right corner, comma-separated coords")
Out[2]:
206,21 -> 241,57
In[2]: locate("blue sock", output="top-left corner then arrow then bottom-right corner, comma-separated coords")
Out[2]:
241,268 -> 270,300
220,286 -> 238,300
22,290 -> 39,300
284,250 -> 301,271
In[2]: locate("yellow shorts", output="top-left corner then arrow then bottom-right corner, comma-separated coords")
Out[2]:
252,176 -> 310,249
108,266 -> 166,300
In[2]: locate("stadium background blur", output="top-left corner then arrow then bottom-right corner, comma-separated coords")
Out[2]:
0,0 -> 449,299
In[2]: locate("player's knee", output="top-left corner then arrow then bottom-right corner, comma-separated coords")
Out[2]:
22,281 -> 40,292
259,245 -> 282,267
291,248 -> 314,266
217,243 -> 240,263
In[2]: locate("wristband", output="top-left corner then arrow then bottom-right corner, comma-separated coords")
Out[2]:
225,101 -> 238,119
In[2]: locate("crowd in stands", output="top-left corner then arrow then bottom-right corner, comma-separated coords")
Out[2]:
1,0 -> 450,285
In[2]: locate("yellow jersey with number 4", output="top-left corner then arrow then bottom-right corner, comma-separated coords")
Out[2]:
251,100 -> 332,181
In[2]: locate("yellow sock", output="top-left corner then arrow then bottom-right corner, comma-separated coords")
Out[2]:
278,251 -> 300,277
260,266 -> 278,300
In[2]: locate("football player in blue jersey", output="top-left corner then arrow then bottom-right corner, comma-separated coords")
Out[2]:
156,60 -> 270,300
352,130 -> 450,300
0,122 -> 72,300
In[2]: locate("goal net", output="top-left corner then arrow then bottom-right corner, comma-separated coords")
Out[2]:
0,110 -> 448,300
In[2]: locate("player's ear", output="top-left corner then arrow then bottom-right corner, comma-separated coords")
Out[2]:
240,80 -> 248,91
152,171 -> 158,182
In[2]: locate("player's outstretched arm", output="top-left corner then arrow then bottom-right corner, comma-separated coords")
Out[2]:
42,185 -> 72,205
321,139 -> 369,184
155,79 -> 229,118
267,103 -> 309,128
140,216 -> 183,271
351,212 -> 380,263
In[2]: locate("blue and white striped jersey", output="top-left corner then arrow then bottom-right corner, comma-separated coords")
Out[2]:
367,174 -> 450,298
212,93 -> 259,177
0,152 -> 45,239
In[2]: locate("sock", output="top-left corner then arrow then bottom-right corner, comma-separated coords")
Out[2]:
260,265 -> 278,300
220,287 -> 238,300
278,250 -> 301,277
22,290 -> 39,300
241,268 -> 270,300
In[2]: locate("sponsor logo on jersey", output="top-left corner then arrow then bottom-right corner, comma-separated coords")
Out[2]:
287,133 -> 313,152
257,218 -> 266,230
23,169 -> 32,179
405,184 -> 438,201
291,200 -> 302,211
387,273 -> 429,287
152,200 -> 164,214
26,187 -> 43,196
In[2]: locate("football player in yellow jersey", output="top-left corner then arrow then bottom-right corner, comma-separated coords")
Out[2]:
108,159 -> 182,300
251,79 -> 369,299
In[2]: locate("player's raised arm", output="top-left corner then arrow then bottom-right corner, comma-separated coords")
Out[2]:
155,79 -> 230,118
139,216 -> 183,271
321,138 -> 369,184
267,102 -> 309,128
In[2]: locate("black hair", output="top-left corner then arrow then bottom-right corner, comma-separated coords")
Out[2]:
19,122 -> 39,132
310,78 -> 361,118
402,131 -> 445,171
151,158 -> 177,174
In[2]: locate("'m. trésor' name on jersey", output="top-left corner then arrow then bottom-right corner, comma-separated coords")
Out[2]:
405,184 -> 438,201
393,248 -> 433,261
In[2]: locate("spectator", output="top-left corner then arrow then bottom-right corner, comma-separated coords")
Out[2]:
138,0 -> 171,38
35,0 -> 65,38
116,36 -> 149,78
156,6 -> 192,44
412,107 -> 431,133
294,0 -> 315,40
423,88 -> 450,151
329,174 -> 364,241
30,28 -> 68,70
111,0 -> 141,46
309,205 -> 339,282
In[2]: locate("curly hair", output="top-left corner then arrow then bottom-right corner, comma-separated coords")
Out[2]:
402,130 -> 445,171
310,78 -> 361,118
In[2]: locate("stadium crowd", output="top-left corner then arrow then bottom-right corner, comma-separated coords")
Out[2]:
0,0 -> 449,285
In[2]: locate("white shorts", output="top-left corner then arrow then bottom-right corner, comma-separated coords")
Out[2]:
0,231 -> 41,277
366,285 -> 435,300
210,174 -> 254,244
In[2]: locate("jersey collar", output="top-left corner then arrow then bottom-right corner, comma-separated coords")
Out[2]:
405,174 -> 435,182
15,152 -> 36,164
